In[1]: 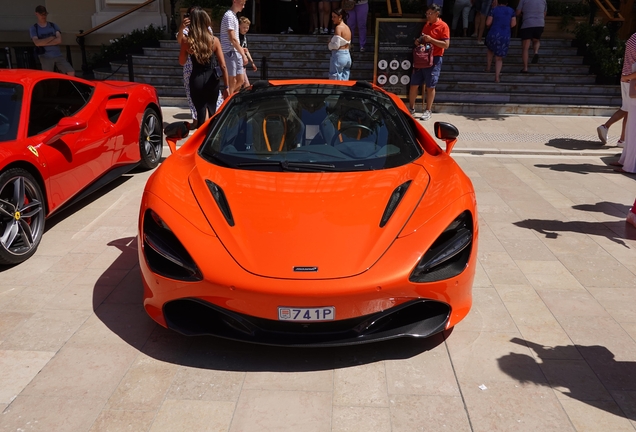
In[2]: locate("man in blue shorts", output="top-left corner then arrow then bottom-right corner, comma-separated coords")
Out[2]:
408,4 -> 450,121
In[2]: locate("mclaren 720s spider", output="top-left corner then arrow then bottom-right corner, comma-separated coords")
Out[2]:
139,79 -> 477,346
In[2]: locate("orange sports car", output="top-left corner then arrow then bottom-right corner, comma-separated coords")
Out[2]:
139,80 -> 477,346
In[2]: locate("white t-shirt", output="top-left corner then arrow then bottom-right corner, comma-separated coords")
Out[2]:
220,10 -> 239,54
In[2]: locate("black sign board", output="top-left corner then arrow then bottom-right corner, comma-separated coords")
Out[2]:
373,18 -> 425,96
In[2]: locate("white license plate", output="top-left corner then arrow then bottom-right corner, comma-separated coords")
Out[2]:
278,307 -> 335,321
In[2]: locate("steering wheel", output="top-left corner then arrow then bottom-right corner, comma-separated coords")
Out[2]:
330,124 -> 376,147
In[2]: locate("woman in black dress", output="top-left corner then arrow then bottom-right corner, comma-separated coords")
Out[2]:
179,7 -> 230,127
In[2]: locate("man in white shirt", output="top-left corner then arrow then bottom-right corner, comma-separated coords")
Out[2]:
220,0 -> 248,93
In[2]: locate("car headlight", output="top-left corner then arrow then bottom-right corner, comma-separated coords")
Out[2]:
142,209 -> 202,281
409,210 -> 473,283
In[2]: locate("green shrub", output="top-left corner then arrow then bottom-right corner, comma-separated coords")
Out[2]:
574,22 -> 625,80
89,24 -> 166,69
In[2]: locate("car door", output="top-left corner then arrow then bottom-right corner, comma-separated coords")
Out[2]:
27,78 -> 113,208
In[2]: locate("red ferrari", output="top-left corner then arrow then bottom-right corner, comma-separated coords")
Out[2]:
0,70 -> 163,265
140,80 -> 477,346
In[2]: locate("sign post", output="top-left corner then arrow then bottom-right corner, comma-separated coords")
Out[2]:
373,18 -> 425,96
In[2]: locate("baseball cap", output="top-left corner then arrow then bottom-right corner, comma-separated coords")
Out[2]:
35,5 -> 48,15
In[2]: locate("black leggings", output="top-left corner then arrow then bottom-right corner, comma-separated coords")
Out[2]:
189,60 -> 220,126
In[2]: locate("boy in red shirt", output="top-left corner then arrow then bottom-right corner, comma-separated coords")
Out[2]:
408,4 -> 450,121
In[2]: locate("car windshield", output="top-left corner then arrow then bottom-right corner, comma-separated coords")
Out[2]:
199,84 -> 422,172
0,83 -> 23,142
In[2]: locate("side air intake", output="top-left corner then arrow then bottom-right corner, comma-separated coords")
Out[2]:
380,181 -> 411,228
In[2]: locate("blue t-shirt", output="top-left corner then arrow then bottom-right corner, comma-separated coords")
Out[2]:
29,22 -> 62,57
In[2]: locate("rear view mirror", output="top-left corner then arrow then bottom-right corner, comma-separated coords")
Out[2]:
43,117 -> 87,145
163,121 -> 190,154
434,122 -> 460,154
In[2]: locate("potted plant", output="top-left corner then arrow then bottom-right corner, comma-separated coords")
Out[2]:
543,0 -> 590,39
178,0 -> 227,33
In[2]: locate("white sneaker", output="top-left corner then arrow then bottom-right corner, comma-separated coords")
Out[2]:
320,28 -> 328,35
409,106 -> 415,115
597,124 -> 608,144
420,110 -> 431,121
627,211 -> 636,228
617,139 -> 625,148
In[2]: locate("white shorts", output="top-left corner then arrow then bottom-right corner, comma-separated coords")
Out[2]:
223,51 -> 244,77
621,80 -> 630,112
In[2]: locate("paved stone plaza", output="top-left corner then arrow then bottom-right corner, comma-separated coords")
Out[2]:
1,110 -> 635,431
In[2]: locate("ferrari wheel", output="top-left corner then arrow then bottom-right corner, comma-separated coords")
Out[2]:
139,107 -> 163,170
0,169 -> 45,265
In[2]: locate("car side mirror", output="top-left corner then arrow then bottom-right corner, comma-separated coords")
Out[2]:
43,117 -> 87,145
163,121 -> 190,154
434,122 -> 459,154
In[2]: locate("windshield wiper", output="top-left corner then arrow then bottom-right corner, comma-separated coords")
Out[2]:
236,161 -> 338,171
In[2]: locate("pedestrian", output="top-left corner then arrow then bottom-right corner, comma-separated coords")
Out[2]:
318,1 -> 331,34
30,5 -> 74,75
328,8 -> 351,80
179,7 -> 230,128
627,198 -> 636,228
278,0 -> 297,34
347,0 -> 369,52
239,16 -> 258,88
408,4 -> 450,121
452,0 -> 472,37
177,8 -> 199,128
472,0 -> 492,45
597,32 -> 636,147
516,0 -> 547,73
220,0 -> 248,94
485,0 -> 516,83
615,63 -> 636,174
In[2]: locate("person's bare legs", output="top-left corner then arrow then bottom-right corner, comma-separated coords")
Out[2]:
486,49 -> 493,72
603,109 -> 627,133
495,56 -> 503,82
319,1 -> 329,32
521,39 -> 530,71
476,13 -> 486,43
310,1 -> 318,33
408,85 -> 420,111
425,87 -> 436,111
228,74 -> 244,94
532,38 -> 540,59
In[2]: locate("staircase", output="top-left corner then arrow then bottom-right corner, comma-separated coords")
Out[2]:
93,34 -> 618,116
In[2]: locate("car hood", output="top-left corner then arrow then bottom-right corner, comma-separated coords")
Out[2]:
188,160 -> 430,279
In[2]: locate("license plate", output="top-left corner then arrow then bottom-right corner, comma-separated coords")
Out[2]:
278,307 -> 335,321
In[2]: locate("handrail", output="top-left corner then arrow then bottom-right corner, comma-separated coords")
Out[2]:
76,0 -> 157,38
76,0 -> 158,75
591,0 -> 624,22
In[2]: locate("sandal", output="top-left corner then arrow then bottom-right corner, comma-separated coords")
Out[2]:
520,69 -> 528,73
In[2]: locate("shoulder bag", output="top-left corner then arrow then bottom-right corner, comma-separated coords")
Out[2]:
342,0 -> 355,11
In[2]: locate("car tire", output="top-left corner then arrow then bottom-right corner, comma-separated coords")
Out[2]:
139,107 -> 163,170
0,168 -> 46,265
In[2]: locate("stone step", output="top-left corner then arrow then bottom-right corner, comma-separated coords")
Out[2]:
441,71 -> 596,84
442,82 -> 619,96
158,36 -> 576,48
435,91 -> 621,106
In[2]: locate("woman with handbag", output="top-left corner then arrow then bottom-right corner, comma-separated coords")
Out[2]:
342,0 -> 368,52
328,8 -> 352,80
179,7 -> 230,129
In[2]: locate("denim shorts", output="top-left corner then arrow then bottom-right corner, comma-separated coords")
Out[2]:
410,56 -> 443,88
224,50 -> 244,77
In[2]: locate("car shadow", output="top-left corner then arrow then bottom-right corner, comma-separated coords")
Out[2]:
92,236 -> 448,372
499,338 -> 636,422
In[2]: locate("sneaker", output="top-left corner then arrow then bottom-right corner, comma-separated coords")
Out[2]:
617,138 -> 625,148
420,110 -> 432,121
287,27 -> 294,34
312,28 -> 319,35
596,124 -> 608,144
360,47 -> 365,52
330,29 -> 335,35
320,27 -> 328,35
627,211 -> 636,228
409,106 -> 415,115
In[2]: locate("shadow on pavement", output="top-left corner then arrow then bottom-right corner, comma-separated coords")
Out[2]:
499,338 -> 636,422
533,162 -> 619,175
92,236 -> 448,372
572,201 -> 632,218
514,218 -> 636,245
545,138 -> 613,151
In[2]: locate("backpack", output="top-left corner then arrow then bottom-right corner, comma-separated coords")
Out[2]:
413,43 -> 434,69
33,23 -> 55,56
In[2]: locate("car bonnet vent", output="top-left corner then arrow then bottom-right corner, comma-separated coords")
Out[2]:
380,180 -> 412,228
205,180 -> 235,227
